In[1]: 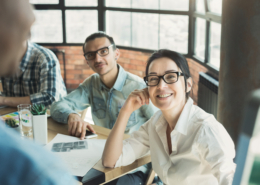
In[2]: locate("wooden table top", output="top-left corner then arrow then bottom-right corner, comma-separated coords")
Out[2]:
0,107 -> 151,185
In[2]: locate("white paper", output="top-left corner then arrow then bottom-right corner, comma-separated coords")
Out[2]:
45,134 -> 106,177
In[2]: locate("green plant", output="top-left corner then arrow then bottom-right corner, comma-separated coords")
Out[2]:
31,104 -> 47,115
5,118 -> 19,128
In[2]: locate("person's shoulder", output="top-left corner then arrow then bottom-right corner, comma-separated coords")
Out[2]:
30,42 -> 58,61
190,105 -> 230,139
81,73 -> 99,86
124,71 -> 146,88
0,125 -> 76,184
191,104 -> 217,127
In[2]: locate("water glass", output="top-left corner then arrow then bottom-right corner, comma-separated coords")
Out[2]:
17,104 -> 32,136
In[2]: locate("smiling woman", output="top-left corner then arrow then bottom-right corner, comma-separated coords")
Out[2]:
102,49 -> 236,185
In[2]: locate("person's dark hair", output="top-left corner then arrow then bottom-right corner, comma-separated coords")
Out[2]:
145,49 -> 192,99
83,31 -> 116,53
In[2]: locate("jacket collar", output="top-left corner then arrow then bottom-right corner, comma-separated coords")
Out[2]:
99,64 -> 127,92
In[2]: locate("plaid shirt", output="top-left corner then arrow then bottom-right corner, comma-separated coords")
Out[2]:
1,41 -> 67,106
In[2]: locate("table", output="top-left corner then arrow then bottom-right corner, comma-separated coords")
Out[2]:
0,107 -> 151,185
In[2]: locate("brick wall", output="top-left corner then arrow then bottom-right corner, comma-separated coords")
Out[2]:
45,45 -> 218,105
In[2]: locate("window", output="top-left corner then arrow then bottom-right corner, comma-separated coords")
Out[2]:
106,0 -> 189,54
30,0 -> 98,44
65,10 -> 98,43
31,10 -> 63,43
30,0 -> 222,71
193,0 -> 222,70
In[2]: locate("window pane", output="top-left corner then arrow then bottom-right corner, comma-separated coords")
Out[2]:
31,10 -> 62,43
66,10 -> 98,43
30,0 -> 58,4
209,22 -> 221,68
196,0 -> 205,14
159,15 -> 188,54
65,0 -> 97,6
160,0 -> 189,11
132,0 -> 158,9
106,0 -> 131,8
208,0 -> 222,15
132,13 -> 158,50
106,11 -> 131,46
195,18 -> 206,59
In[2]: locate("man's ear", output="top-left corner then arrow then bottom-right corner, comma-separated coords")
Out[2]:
186,77 -> 192,93
115,48 -> 120,61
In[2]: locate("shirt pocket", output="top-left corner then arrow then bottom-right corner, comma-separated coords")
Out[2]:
92,97 -> 106,119
117,106 -> 137,128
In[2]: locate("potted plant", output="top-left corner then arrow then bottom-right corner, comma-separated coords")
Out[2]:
5,118 -> 20,133
31,104 -> 48,145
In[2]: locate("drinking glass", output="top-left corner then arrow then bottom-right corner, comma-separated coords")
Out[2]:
17,104 -> 32,136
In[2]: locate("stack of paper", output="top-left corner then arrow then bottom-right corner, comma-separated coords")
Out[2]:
45,134 -> 106,177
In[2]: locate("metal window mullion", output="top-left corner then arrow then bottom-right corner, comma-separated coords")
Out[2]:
158,0 -> 160,49
188,0 -> 196,56
158,14 -> 160,50
105,7 -> 189,15
98,0 -> 105,31
205,20 -> 210,63
61,0 -> 66,44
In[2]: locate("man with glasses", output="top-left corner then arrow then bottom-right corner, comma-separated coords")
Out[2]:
50,32 -> 158,185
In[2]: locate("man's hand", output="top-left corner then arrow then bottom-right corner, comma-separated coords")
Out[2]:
67,113 -> 95,140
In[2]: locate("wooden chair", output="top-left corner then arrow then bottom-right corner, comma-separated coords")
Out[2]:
145,169 -> 156,185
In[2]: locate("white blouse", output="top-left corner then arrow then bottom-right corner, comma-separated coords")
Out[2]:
115,98 -> 236,185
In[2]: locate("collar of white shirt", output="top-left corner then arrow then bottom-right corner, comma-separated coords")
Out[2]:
154,97 -> 194,136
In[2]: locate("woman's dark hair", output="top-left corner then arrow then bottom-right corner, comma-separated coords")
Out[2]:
145,49 -> 192,99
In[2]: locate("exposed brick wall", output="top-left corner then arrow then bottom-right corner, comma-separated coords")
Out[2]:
45,45 -> 218,105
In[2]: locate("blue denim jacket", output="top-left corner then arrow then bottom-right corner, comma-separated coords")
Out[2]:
50,65 -> 158,134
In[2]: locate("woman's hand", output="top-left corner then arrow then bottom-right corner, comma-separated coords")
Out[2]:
121,88 -> 150,113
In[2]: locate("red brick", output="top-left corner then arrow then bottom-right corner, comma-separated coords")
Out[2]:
67,84 -> 78,89
124,63 -> 137,70
83,69 -> 95,75
118,57 -> 130,64
65,49 -> 83,55
66,74 -> 75,79
65,54 -> 85,60
75,64 -> 89,70
120,53 -> 136,59
136,65 -> 146,72
66,59 -> 85,65
67,79 -> 82,84
66,69 -> 83,74
130,59 -> 146,66
134,55 -> 149,61
128,69 -> 144,77
65,64 -> 75,70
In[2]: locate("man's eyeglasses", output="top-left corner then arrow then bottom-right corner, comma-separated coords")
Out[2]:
143,72 -> 184,86
84,44 -> 114,60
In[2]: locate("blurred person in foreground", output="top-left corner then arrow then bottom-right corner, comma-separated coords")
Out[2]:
0,0 -> 77,184
102,49 -> 236,185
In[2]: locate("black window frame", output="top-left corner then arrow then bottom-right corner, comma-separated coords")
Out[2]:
32,0 -> 221,73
